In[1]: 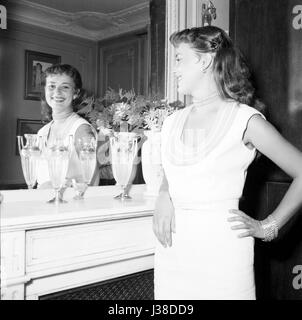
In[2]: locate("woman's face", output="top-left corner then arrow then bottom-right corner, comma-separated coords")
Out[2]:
174,43 -> 206,96
45,73 -> 77,113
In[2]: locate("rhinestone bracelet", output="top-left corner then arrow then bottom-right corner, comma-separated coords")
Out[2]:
260,214 -> 279,242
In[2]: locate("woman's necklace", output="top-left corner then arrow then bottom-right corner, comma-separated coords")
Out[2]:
192,92 -> 221,108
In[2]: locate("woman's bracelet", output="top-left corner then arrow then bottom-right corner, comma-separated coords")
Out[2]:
260,214 -> 279,242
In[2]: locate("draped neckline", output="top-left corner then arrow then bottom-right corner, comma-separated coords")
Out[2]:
165,101 -> 239,166
179,101 -> 227,147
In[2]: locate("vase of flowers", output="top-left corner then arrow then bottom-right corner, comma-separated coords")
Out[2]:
77,88 -> 146,189
76,89 -> 184,194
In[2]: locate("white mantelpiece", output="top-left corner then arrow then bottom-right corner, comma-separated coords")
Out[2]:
0,185 -> 156,300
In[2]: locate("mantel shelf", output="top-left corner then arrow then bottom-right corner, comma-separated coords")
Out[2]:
0,184 -> 157,300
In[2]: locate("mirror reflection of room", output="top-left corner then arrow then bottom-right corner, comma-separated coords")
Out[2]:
0,0 -> 152,190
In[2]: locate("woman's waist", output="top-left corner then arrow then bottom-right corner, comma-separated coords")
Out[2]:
172,198 -> 239,212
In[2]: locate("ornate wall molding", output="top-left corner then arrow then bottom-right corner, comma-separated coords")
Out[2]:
101,41 -> 138,95
166,0 -> 202,104
8,0 -> 150,41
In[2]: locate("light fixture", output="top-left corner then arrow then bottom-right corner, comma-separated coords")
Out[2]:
201,0 -> 217,26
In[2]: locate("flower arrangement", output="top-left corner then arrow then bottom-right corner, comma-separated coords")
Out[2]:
77,88 -> 184,141
76,88 -> 146,181
76,88 -> 184,134
77,88 -> 146,134
76,88 -> 184,181
76,93 -> 103,129
143,97 -> 184,131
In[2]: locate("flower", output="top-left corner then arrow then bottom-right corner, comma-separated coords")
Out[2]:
143,97 -> 184,131
76,92 -> 104,130
96,88 -> 146,133
76,88 -> 184,133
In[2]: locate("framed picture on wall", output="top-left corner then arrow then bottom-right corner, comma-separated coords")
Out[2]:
16,118 -> 44,155
24,50 -> 61,101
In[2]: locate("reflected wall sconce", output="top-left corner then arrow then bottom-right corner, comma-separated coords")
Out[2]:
201,0 -> 217,26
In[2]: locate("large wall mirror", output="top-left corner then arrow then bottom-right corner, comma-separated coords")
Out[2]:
0,0 -> 152,188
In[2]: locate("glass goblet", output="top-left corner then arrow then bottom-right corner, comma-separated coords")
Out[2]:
72,137 -> 97,200
72,179 -> 88,200
109,132 -> 138,201
46,136 -> 72,204
17,134 -> 42,189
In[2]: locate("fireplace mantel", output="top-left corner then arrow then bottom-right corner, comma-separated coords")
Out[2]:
0,185 -> 156,300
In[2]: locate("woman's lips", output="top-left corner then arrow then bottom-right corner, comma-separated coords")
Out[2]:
52,97 -> 65,103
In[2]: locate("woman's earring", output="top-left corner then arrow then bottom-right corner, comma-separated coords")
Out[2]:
201,61 -> 207,73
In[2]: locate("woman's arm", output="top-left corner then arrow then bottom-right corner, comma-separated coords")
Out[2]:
159,169 -> 170,193
245,115 -> 302,229
153,171 -> 175,247
74,124 -> 96,151
229,114 -> 302,241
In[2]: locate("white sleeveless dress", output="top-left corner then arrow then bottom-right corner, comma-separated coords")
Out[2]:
36,113 -> 96,188
154,101 -> 266,300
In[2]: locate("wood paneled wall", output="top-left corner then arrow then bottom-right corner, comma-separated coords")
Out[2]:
230,0 -> 302,300
98,30 -> 149,97
98,30 -> 149,185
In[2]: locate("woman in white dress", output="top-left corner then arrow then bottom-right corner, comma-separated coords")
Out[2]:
37,64 -> 97,189
153,26 -> 302,300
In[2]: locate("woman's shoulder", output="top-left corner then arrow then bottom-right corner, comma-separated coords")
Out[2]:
67,113 -> 96,138
75,123 -> 95,136
71,112 -> 92,128
236,103 -> 266,120
72,112 -> 90,123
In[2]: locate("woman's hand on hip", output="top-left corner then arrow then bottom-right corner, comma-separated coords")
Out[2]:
228,209 -> 265,240
153,192 -> 176,248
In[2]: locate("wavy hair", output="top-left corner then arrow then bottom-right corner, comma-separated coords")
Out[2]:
40,64 -> 84,122
170,26 -> 265,113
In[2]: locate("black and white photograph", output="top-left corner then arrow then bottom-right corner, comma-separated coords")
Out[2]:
1,0 -> 302,307
24,50 -> 61,100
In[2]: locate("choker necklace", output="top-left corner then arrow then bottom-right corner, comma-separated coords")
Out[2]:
192,92 -> 221,107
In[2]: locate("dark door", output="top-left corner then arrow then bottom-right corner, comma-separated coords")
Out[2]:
230,0 -> 302,299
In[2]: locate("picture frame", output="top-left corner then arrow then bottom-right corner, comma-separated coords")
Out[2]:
16,118 -> 44,155
24,50 -> 61,101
